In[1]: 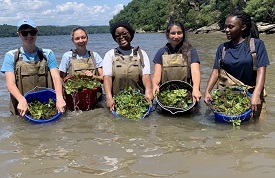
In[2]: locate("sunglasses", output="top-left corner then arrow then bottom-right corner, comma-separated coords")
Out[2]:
20,30 -> 38,37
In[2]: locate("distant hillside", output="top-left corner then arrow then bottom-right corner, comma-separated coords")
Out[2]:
0,25 -> 109,38
110,0 -> 274,32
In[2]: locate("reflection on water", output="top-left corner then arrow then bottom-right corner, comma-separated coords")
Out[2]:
0,33 -> 275,177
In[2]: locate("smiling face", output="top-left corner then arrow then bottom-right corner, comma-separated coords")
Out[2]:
167,25 -> 184,49
18,26 -> 37,48
72,28 -> 88,51
224,16 -> 246,42
114,27 -> 132,50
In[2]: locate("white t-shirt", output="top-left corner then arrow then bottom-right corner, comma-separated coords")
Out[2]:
103,47 -> 150,76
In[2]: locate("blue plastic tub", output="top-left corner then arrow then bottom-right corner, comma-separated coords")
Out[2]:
210,87 -> 252,123
112,106 -> 152,120
24,88 -> 62,123
112,89 -> 152,120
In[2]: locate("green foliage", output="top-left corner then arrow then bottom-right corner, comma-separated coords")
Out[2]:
245,0 -> 275,23
28,98 -> 58,120
114,87 -> 149,121
64,75 -> 102,95
111,0 -> 274,32
157,89 -> 193,109
210,86 -> 251,116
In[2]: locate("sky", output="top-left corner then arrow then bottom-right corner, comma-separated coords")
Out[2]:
0,0 -> 132,26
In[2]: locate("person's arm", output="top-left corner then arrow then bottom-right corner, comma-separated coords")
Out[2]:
47,50 -> 66,113
251,67 -> 266,111
151,63 -> 162,97
151,48 -> 165,97
95,67 -> 103,81
204,69 -> 219,104
102,50 -> 114,111
59,52 -> 70,79
190,62 -> 201,102
5,72 -> 28,116
104,75 -> 114,111
140,50 -> 153,105
142,74 -> 153,106
50,68 -> 66,113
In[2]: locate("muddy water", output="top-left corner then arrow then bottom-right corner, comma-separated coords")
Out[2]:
0,33 -> 275,178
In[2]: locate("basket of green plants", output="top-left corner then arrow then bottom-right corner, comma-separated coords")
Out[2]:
24,88 -> 61,123
209,86 -> 252,124
64,75 -> 102,111
156,80 -> 195,114
112,87 -> 151,121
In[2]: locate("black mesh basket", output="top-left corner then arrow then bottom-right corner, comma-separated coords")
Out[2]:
156,80 -> 195,114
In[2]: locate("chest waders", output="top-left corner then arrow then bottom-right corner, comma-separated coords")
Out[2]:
67,49 -> 102,101
10,48 -> 53,115
218,38 -> 267,119
112,46 -> 145,95
161,48 -> 191,84
218,38 -> 266,97
67,49 -> 98,77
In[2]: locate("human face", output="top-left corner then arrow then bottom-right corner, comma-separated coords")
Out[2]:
18,28 -> 37,46
72,29 -> 88,50
114,27 -> 131,50
168,25 -> 184,49
224,16 -> 246,42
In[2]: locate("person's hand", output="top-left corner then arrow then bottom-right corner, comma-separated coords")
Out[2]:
145,89 -> 153,106
250,93 -> 261,112
56,97 -> 66,113
192,89 -> 202,102
204,91 -> 212,106
106,97 -> 115,111
85,70 -> 93,77
17,97 -> 28,116
152,84 -> 159,97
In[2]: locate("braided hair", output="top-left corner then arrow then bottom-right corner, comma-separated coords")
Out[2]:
227,10 -> 259,50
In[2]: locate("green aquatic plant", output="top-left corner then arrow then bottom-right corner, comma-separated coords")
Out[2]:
211,86 -> 251,116
157,89 -> 193,109
64,75 -> 101,94
114,87 -> 149,121
28,98 -> 58,120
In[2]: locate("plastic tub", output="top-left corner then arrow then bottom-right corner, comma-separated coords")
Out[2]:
24,88 -> 61,123
156,80 -> 195,114
112,89 -> 152,120
64,76 -> 99,111
210,87 -> 252,123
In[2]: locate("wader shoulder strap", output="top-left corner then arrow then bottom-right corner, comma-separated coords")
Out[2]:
133,46 -> 145,68
187,50 -> 191,80
13,48 -> 21,71
250,38 -> 257,71
70,49 -> 77,60
37,48 -> 46,61
88,50 -> 97,72
221,40 -> 257,70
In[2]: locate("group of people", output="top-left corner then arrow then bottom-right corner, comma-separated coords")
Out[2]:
0,10 -> 270,120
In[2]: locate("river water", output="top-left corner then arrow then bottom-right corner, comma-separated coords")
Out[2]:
0,32 -> 275,178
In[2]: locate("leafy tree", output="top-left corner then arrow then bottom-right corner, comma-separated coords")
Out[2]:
245,0 -> 275,23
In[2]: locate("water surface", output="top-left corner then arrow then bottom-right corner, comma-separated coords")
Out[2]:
0,33 -> 275,178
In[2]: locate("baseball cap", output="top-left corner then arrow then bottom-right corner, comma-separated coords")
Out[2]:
17,18 -> 37,30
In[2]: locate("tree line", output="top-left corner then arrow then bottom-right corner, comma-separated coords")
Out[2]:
110,0 -> 274,32
0,25 -> 110,38
1,0 -> 274,37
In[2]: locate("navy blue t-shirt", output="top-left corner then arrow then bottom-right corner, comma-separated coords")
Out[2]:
153,43 -> 200,64
213,38 -> 270,86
